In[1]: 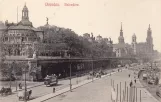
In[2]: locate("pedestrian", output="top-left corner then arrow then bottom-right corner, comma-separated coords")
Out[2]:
129,74 -> 130,78
53,87 -> 55,93
19,83 -> 22,89
130,80 -> 133,87
134,79 -> 136,83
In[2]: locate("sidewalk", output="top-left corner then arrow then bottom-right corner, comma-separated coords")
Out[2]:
136,77 -> 160,102
0,81 -> 44,92
120,69 -> 160,102
28,70 -> 119,102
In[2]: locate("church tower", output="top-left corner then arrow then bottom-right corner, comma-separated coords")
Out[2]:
22,3 -> 29,20
132,33 -> 137,55
19,3 -> 32,26
146,24 -> 153,53
118,22 -> 125,44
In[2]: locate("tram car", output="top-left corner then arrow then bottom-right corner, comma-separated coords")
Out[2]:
44,75 -> 58,86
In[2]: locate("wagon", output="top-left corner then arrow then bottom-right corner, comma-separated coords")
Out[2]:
17,90 -> 32,101
0,87 -> 12,96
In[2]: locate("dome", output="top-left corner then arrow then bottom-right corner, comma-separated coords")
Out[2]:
18,20 -> 32,26
118,36 -> 124,40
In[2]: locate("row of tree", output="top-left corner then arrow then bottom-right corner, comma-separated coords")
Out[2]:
36,25 -> 114,58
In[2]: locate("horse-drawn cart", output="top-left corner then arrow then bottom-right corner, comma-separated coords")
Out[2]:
0,87 -> 12,96
17,90 -> 32,101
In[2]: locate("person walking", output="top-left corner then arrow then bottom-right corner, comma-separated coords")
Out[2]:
19,83 -> 22,89
53,87 -> 55,93
130,80 -> 133,87
134,79 -> 136,83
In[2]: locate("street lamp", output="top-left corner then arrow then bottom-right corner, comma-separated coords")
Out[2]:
91,56 -> 94,82
9,61 -> 15,89
69,54 -> 72,92
12,61 -> 18,91
23,65 -> 28,102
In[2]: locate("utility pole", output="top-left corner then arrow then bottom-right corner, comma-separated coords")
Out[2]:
69,54 -> 72,92
9,65 -> 11,88
24,65 -> 27,102
92,57 -> 94,82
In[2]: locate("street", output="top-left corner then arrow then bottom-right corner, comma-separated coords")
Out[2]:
44,69 -> 159,102
0,74 -> 89,102
0,67 -> 159,102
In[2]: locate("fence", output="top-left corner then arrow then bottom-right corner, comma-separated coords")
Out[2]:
111,79 -> 142,102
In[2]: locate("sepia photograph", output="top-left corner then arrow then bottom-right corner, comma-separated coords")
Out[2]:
0,0 -> 161,102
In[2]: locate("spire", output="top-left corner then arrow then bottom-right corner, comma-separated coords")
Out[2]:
118,22 -> 124,43
121,22 -> 123,31
120,22 -> 123,36
148,24 -> 151,30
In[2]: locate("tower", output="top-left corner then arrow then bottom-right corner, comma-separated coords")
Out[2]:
22,3 -> 29,20
118,22 -> 125,44
19,3 -> 32,26
132,33 -> 137,55
146,24 -> 153,53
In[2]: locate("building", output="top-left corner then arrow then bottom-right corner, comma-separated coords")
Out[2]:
131,24 -> 154,58
113,23 -> 132,57
1,4 -> 44,59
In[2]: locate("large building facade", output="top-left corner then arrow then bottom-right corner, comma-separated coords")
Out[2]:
113,23 -> 155,59
1,4 -> 44,59
131,24 -> 154,58
113,23 -> 133,57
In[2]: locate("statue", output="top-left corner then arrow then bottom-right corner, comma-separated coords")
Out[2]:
46,17 -> 49,25
33,51 -> 37,59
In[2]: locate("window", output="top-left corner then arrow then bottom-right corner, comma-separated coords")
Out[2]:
5,37 -> 8,41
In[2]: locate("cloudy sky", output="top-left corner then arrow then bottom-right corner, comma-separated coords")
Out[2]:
0,0 -> 161,52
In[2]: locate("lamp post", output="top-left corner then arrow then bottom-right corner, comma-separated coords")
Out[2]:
9,61 -> 15,89
69,54 -> 72,92
9,64 -> 11,88
92,56 -> 94,82
12,61 -> 18,91
24,65 -> 27,102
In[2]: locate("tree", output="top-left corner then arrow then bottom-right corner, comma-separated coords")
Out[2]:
37,25 -> 114,58
0,30 -> 8,79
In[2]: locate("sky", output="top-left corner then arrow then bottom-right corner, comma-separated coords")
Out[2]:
0,0 -> 161,52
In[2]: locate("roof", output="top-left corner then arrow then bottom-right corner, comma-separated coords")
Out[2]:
8,25 -> 32,30
113,43 -> 132,49
113,43 -> 126,49
8,25 -> 43,32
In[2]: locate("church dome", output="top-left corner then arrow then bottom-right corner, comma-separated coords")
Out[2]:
118,36 -> 124,40
18,20 -> 32,26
